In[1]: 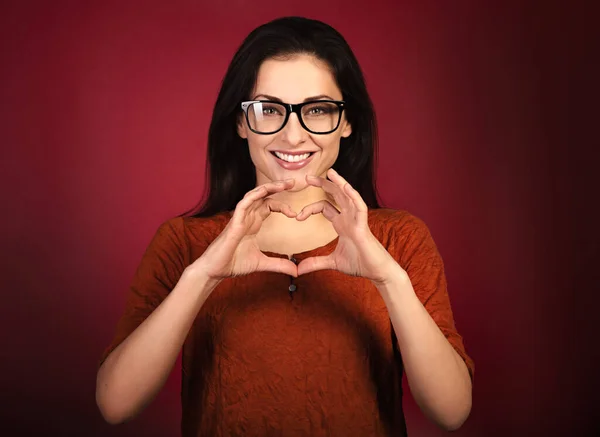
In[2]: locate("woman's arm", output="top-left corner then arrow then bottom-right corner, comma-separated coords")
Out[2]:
96,180 -> 299,425
375,264 -> 472,431
96,267 -> 219,424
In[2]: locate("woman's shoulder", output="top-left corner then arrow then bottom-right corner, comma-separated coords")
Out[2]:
156,211 -> 233,247
367,207 -> 436,256
367,208 -> 440,268
367,207 -> 429,234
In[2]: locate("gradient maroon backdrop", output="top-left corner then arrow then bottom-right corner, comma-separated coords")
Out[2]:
1,1 -> 596,436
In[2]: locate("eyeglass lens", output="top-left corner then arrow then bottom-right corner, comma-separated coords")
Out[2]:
246,102 -> 340,134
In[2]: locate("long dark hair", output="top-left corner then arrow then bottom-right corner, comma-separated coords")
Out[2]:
183,16 -> 381,217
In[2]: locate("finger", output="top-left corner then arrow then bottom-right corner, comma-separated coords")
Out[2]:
297,256 -> 336,275
236,179 -> 295,214
306,175 -> 351,211
258,255 -> 298,277
343,181 -> 369,213
326,167 -> 350,189
244,179 -> 295,201
328,168 -> 368,220
327,168 -> 362,208
260,198 -> 298,219
297,200 -> 340,222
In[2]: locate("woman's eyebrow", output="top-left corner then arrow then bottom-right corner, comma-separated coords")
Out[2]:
251,94 -> 336,102
252,94 -> 283,102
302,94 -> 334,102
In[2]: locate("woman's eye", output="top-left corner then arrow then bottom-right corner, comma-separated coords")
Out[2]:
263,107 -> 281,115
306,105 -> 332,116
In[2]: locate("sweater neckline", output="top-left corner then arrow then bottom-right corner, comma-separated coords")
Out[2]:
222,210 -> 340,260
260,236 -> 339,260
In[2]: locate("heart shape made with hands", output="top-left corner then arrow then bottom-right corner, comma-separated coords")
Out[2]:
260,168 -> 396,283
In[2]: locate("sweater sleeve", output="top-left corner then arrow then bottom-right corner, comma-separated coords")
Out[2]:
98,217 -> 188,367
391,212 -> 475,380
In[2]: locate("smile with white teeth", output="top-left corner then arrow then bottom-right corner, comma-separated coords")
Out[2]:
273,151 -> 312,162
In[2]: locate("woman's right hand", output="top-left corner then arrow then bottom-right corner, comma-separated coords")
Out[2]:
191,179 -> 299,280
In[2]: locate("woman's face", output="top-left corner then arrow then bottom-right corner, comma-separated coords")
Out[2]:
237,54 -> 352,191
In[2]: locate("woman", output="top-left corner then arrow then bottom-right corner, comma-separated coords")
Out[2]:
96,16 -> 474,436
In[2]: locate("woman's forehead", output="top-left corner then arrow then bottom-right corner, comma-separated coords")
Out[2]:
252,55 -> 342,101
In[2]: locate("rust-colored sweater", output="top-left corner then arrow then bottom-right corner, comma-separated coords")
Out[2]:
101,208 -> 474,436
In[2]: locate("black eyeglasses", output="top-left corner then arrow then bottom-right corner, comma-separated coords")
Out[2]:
240,100 -> 345,135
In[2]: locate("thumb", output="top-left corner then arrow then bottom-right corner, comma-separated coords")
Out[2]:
297,256 -> 335,276
258,256 -> 298,277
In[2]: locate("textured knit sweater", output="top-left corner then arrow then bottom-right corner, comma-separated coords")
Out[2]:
100,208 -> 474,437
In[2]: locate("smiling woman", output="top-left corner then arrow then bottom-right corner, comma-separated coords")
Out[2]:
96,16 -> 474,437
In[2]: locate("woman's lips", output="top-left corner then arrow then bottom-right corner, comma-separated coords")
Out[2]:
271,151 -> 315,170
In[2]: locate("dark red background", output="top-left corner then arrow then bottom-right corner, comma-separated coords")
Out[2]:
1,1 -> 596,436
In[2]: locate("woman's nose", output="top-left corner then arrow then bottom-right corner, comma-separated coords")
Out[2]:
280,113 -> 308,145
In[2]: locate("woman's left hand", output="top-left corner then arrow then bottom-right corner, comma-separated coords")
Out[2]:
296,168 -> 401,284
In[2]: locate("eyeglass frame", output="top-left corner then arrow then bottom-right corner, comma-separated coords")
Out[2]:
240,100 -> 346,135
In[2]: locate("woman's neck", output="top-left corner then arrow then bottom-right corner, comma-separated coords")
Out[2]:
256,184 -> 339,255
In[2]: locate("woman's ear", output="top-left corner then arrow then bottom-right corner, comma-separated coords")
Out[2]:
237,115 -> 248,139
340,119 -> 352,138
